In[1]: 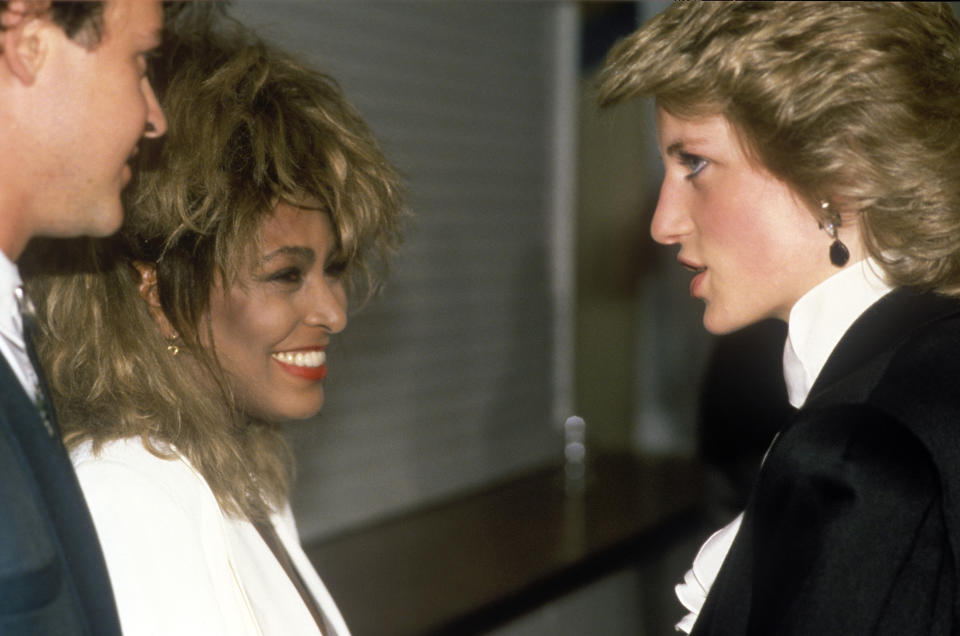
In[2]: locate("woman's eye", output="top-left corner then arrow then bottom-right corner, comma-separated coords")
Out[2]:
267,267 -> 304,284
324,260 -> 347,279
679,152 -> 708,179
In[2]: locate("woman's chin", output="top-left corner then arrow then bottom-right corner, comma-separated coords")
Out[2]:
281,404 -> 325,422
251,395 -> 325,424
702,305 -> 750,336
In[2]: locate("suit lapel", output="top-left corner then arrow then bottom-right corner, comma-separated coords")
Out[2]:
0,353 -> 48,436
0,354 -> 122,634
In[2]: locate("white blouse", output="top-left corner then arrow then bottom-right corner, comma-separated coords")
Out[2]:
73,438 -> 351,636
674,259 -> 893,633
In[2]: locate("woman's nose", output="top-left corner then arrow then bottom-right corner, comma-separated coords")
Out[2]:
650,180 -> 693,245
307,278 -> 348,334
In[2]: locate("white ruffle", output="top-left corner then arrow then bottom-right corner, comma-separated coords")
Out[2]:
674,513 -> 744,633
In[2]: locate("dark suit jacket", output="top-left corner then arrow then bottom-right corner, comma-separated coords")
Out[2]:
692,288 -> 960,635
0,355 -> 121,635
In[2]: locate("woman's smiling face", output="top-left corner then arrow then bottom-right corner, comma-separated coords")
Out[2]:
651,109 -> 853,334
207,201 -> 348,422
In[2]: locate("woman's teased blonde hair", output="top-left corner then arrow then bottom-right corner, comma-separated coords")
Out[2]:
600,1 -> 960,294
24,25 -> 405,521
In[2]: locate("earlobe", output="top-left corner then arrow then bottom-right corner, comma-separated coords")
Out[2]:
0,7 -> 48,87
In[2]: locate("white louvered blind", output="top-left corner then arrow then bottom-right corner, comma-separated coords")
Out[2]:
232,1 -> 574,541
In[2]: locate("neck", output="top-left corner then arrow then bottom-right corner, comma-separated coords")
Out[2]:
0,212 -> 31,262
0,174 -> 37,261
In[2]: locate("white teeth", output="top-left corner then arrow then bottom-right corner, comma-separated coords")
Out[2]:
271,350 -> 326,368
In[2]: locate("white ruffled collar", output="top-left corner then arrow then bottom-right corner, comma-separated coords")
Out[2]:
782,259 -> 892,408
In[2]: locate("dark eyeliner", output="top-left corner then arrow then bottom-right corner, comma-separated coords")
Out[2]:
324,260 -> 347,278
266,267 -> 303,283
679,150 -> 708,179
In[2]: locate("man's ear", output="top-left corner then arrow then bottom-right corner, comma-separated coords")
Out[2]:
133,261 -> 180,341
0,1 -> 51,87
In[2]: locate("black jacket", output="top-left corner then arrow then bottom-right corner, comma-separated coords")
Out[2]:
693,288 -> 960,635
0,356 -> 121,635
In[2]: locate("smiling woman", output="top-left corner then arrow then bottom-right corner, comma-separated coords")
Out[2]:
205,202 -> 348,422
22,19 -> 403,636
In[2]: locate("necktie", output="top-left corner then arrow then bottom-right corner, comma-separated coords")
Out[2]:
14,286 -> 54,437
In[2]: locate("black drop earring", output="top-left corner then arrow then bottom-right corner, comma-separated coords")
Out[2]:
819,201 -> 849,267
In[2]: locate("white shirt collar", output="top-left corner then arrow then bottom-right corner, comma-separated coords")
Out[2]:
0,250 -> 25,347
783,258 -> 893,408
0,249 -> 41,401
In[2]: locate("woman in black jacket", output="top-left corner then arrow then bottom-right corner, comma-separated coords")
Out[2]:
600,3 -> 960,634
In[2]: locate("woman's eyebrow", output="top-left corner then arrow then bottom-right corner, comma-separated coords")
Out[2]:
664,140 -> 687,157
261,246 -> 316,263
664,135 -> 712,157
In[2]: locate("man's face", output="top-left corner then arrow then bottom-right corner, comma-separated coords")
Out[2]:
25,0 -> 166,240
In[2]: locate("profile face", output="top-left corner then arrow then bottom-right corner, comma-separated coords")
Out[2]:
651,110 -> 837,334
206,202 -> 348,422
31,0 -> 166,238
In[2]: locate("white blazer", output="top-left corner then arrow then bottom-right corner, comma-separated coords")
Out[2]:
72,438 -> 350,636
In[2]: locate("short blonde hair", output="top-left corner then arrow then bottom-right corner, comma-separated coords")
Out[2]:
25,26 -> 405,521
600,1 -> 960,294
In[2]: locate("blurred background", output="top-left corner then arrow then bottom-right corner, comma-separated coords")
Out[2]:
223,1 -> 766,634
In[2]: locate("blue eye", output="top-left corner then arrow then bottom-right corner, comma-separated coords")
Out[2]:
679,151 -> 708,179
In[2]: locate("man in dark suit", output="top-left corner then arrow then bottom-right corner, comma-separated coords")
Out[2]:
0,0 -> 166,633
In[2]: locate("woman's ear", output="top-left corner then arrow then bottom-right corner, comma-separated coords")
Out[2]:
133,261 -> 179,340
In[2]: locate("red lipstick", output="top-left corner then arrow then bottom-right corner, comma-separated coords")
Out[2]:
274,360 -> 327,381
271,348 -> 328,382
